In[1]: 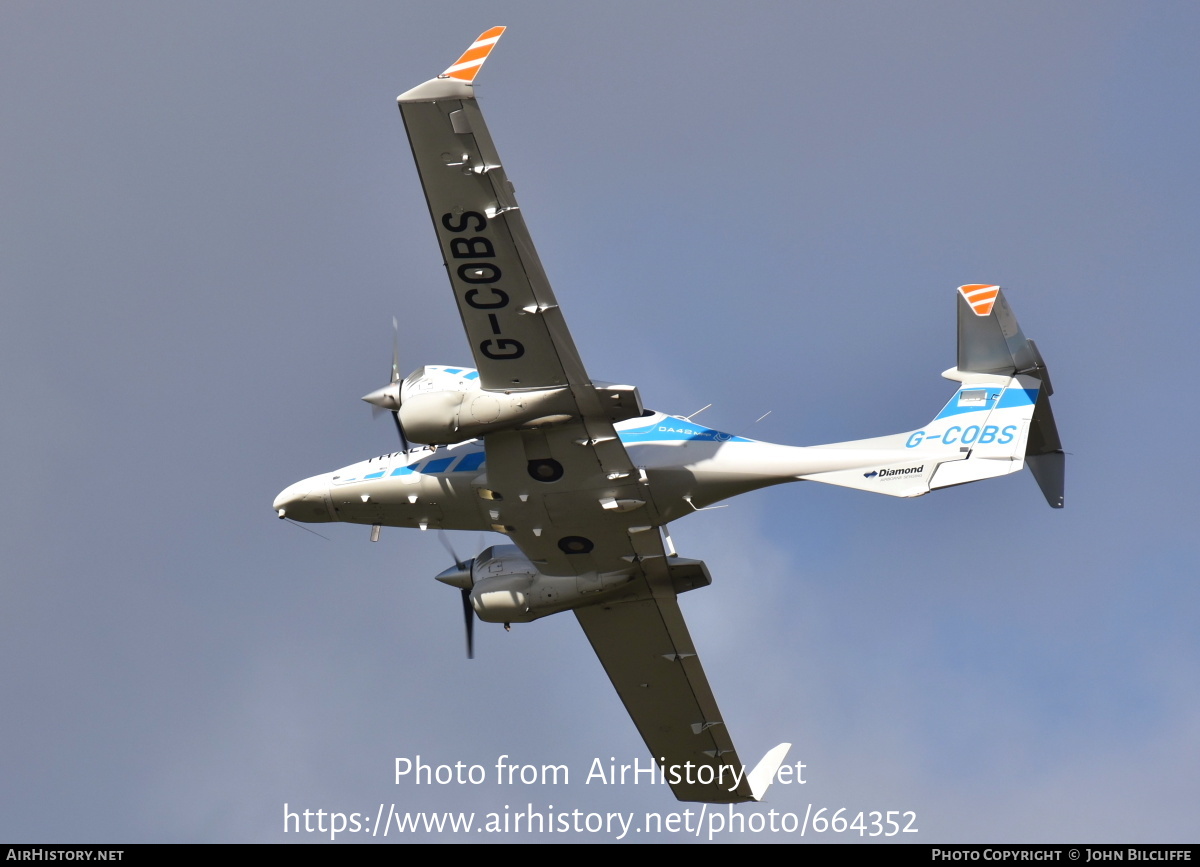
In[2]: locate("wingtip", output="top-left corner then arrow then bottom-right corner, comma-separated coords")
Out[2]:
746,742 -> 792,801
439,26 -> 507,82
398,27 -> 507,104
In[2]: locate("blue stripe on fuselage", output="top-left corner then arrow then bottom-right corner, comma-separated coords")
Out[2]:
618,416 -> 751,444
343,449 -> 486,483
933,386 -> 1037,420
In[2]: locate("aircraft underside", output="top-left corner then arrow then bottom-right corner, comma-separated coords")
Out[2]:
274,28 -> 1063,804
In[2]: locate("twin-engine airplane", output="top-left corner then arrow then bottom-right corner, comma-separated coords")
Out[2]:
274,28 -> 1064,804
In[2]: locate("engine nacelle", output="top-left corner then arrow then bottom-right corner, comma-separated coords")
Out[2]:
369,365 -> 645,445
435,543 -> 714,624
400,383 -> 578,445
437,544 -> 637,623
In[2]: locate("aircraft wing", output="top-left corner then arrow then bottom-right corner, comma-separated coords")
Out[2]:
397,29 -> 641,476
486,422 -> 781,803
396,29 -> 586,394
574,551 -> 762,804
481,421 -> 765,804
397,31 -> 787,803
393,32 -> 787,802
397,28 -> 645,561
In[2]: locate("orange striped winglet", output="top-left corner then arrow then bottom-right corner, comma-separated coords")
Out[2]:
959,284 -> 1000,316
439,27 -> 506,82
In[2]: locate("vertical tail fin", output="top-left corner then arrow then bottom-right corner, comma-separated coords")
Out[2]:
950,284 -> 1064,507
801,286 -> 1063,507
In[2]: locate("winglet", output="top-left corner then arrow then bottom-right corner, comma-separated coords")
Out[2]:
440,26 -> 506,81
746,742 -> 791,801
398,27 -> 506,103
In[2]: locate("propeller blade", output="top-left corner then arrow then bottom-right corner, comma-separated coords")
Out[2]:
438,531 -> 475,659
392,411 -> 410,452
461,587 -> 475,659
362,317 -> 411,452
391,316 -> 401,384
390,317 -> 409,450
438,529 -> 468,570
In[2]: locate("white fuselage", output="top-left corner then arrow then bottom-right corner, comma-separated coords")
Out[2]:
273,409 -> 964,532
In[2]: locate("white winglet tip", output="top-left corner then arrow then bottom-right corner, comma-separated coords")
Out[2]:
747,742 -> 791,801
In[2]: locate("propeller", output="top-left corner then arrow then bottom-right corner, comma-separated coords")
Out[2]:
361,317 -> 410,452
436,530 -> 476,659
459,586 -> 474,660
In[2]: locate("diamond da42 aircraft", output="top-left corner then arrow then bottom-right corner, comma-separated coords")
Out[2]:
274,28 -> 1065,804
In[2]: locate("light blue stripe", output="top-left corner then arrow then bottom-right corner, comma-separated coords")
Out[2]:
998,387 -> 1039,408
932,387 -> 1037,421
618,417 -> 751,444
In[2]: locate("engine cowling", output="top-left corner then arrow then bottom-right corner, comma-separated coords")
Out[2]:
367,365 -> 645,446
400,381 -> 577,444
435,544 -> 636,623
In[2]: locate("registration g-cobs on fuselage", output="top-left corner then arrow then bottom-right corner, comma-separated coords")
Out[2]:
273,28 -> 1064,805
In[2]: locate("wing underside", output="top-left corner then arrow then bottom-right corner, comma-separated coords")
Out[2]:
575,583 -> 757,803
398,58 -> 588,396
397,33 -> 780,804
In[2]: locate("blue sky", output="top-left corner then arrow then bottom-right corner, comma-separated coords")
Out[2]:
2,1 -> 1197,843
